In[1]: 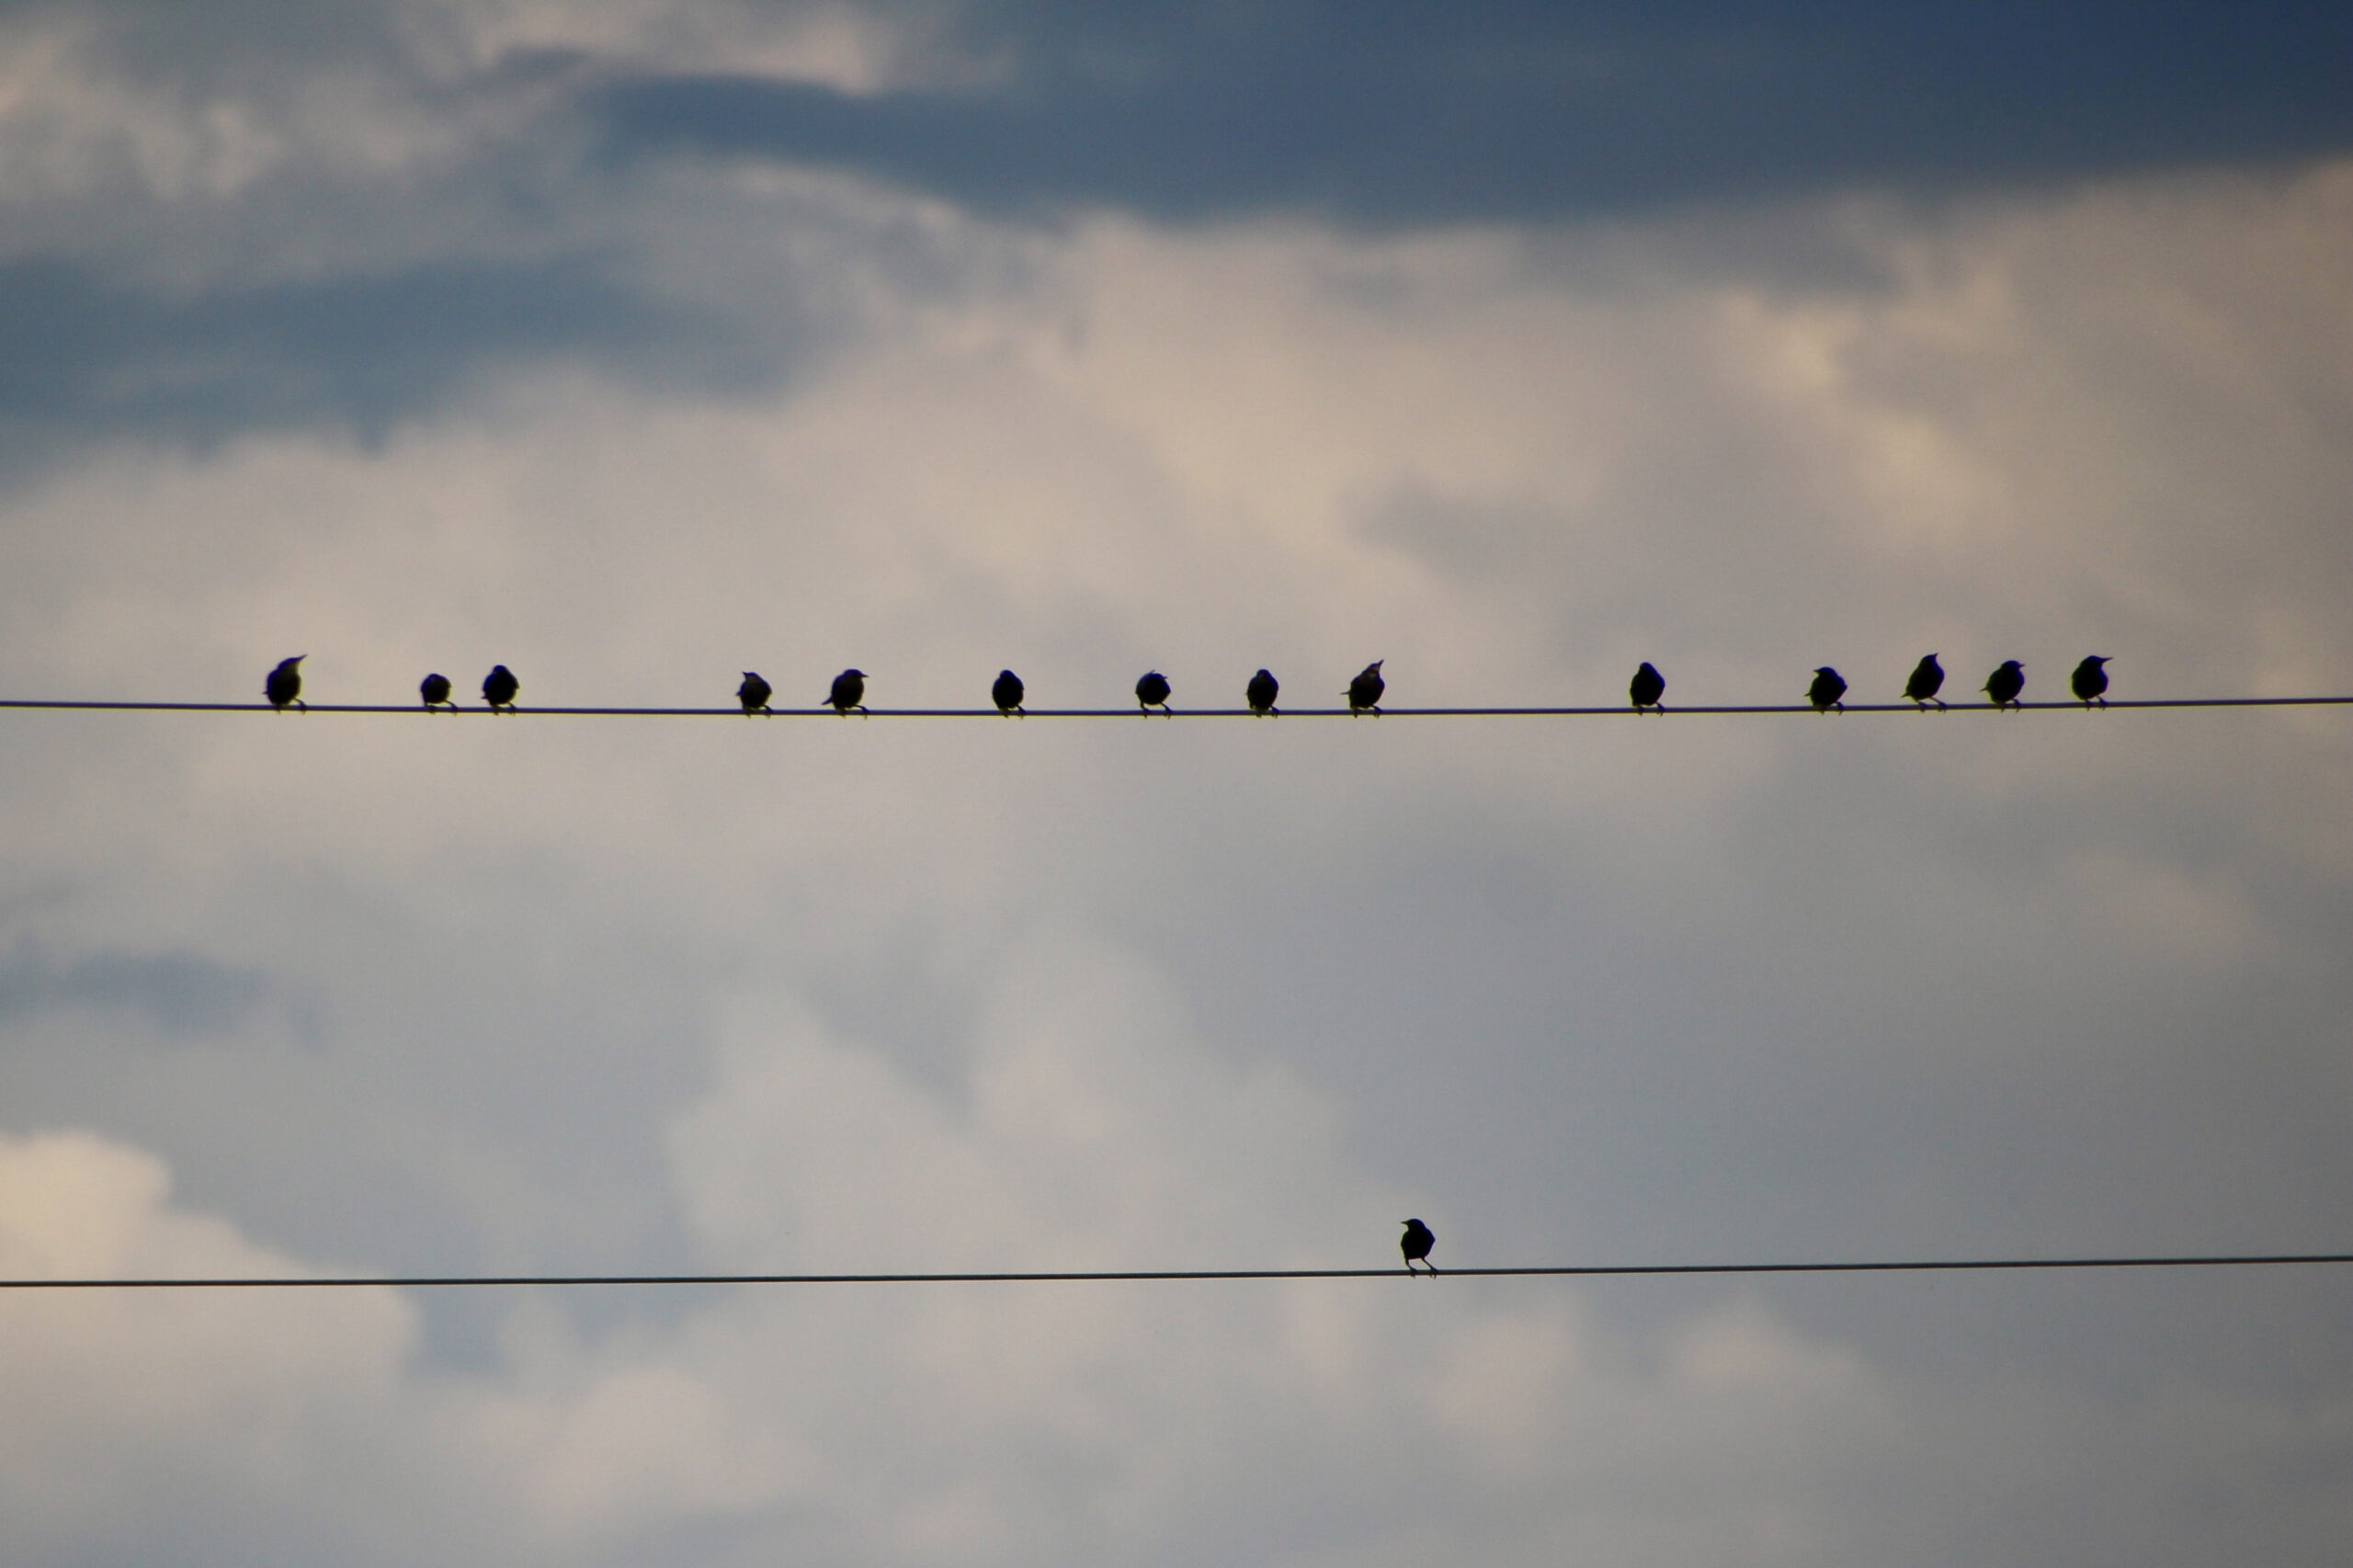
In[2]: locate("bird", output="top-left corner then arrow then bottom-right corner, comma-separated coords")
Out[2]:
992,669 -> 1025,716
1245,668 -> 1279,715
1807,666 -> 1847,712
826,669 -> 867,715
264,656 -> 305,711
482,665 -> 519,711
1347,660 -> 1385,714
1135,670 -> 1172,715
1401,1219 -> 1437,1277
1629,661 -> 1665,712
738,672 -> 773,714
2072,655 -> 2110,708
1904,653 -> 1946,710
1984,660 -> 2025,710
420,673 -> 452,710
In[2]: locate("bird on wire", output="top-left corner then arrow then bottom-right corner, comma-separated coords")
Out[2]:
420,673 -> 453,710
1984,660 -> 2025,710
1808,666 -> 1847,712
1135,670 -> 1173,715
264,656 -> 305,711
1347,661 -> 1386,715
1904,653 -> 1946,710
482,665 -> 519,712
1246,668 -> 1280,716
992,669 -> 1025,716
738,672 -> 773,714
2072,655 -> 2110,709
1629,661 -> 1665,713
1401,1219 -> 1438,1277
826,669 -> 868,715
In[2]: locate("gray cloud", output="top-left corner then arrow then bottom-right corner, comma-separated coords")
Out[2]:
0,254 -> 774,464
590,3 -> 2353,223
0,939 -> 268,1035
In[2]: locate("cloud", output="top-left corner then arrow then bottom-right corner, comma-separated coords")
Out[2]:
0,939 -> 269,1035
589,4 -> 2353,223
0,56 -> 2348,1562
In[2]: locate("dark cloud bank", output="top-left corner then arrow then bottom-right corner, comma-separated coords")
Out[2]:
594,1 -> 2353,222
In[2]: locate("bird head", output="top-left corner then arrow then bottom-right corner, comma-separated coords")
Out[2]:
844,668 -> 865,678
2086,655 -> 2109,665
1815,666 -> 1836,676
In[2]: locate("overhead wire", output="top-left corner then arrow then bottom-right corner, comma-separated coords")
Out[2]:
6,1253 -> 2350,1290
0,697 -> 2348,717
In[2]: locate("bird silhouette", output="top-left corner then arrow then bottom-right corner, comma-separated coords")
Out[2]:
420,673 -> 452,710
992,669 -> 1025,716
482,665 -> 519,711
1984,660 -> 2025,710
1347,661 -> 1385,715
1808,666 -> 1847,712
826,669 -> 867,715
1135,670 -> 1172,714
264,656 -> 305,711
1401,1219 -> 1437,1277
1246,668 -> 1279,715
2072,655 -> 2110,708
1904,653 -> 1946,710
1629,661 -> 1665,712
738,672 -> 773,714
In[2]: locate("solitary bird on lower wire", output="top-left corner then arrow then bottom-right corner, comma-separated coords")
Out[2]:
992,669 -> 1025,716
738,672 -> 773,714
1401,1218 -> 1438,1277
1246,668 -> 1279,715
826,669 -> 868,715
265,656 -> 305,711
2072,655 -> 2110,708
483,665 -> 519,711
1808,666 -> 1847,712
1135,670 -> 1172,714
1984,660 -> 2025,710
1629,661 -> 1665,713
1904,653 -> 1946,710
1347,660 -> 1386,715
420,673 -> 453,710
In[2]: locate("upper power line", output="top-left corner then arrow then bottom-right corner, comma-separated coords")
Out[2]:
4,653 -> 2348,719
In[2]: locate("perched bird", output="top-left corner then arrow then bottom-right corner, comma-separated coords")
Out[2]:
1807,666 -> 1847,712
482,664 -> 519,711
826,669 -> 868,715
1246,668 -> 1280,715
1347,660 -> 1386,715
738,672 -> 773,714
1401,1218 -> 1438,1278
264,655 -> 305,711
992,669 -> 1025,716
420,673 -> 452,710
1629,661 -> 1665,713
2071,655 -> 2110,709
1904,653 -> 1946,710
1135,670 -> 1172,715
1984,659 -> 2025,710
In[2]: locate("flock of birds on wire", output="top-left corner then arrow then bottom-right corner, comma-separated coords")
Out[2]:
256,653 -> 2118,715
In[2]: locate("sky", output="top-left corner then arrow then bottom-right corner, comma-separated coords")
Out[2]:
1,2 -> 2350,1563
